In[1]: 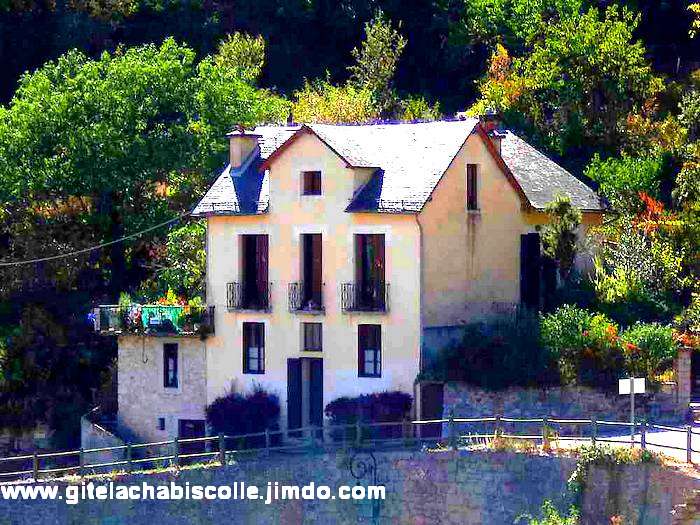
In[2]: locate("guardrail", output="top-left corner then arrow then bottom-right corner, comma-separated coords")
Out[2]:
0,416 -> 696,482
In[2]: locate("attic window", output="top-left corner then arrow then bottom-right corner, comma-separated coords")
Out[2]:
302,171 -> 322,196
466,164 -> 478,211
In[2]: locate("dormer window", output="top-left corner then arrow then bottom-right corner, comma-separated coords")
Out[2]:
302,171 -> 322,196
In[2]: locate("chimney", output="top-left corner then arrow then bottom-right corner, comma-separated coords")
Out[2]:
227,125 -> 261,169
479,109 -> 504,154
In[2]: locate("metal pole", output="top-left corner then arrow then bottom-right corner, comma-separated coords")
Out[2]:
126,442 -> 132,473
448,411 -> 456,450
640,421 -> 646,450
173,437 -> 179,466
79,448 -> 84,477
630,376 -> 635,445
687,425 -> 693,464
218,434 -> 225,466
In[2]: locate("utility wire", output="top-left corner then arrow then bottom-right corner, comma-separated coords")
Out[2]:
0,212 -> 191,267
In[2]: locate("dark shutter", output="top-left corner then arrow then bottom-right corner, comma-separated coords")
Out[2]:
520,233 -> 541,308
309,358 -> 323,428
287,359 -> 302,432
311,234 -> 322,304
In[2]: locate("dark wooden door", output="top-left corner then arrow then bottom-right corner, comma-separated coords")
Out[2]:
287,358 -> 302,435
302,234 -> 322,306
255,235 -> 268,305
420,383 -> 444,439
520,233 -> 541,309
309,358 -> 323,429
178,420 -> 206,455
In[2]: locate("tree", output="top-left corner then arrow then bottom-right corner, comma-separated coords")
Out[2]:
541,195 -> 581,280
0,37 -> 288,299
348,9 -> 406,116
470,5 -> 661,156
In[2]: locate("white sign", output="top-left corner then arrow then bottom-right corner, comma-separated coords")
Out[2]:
618,377 -> 646,395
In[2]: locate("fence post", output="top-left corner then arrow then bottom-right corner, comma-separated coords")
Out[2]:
494,414 -> 501,438
265,429 -> 271,456
79,448 -> 84,477
355,420 -> 362,447
32,452 -> 39,481
218,434 -> 225,466
173,437 -> 179,467
542,416 -> 549,448
687,425 -> 693,464
126,442 -> 132,473
591,418 -> 597,446
640,421 -> 647,451
448,411 -> 456,450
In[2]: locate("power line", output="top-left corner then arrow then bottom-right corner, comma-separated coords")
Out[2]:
0,212 -> 191,267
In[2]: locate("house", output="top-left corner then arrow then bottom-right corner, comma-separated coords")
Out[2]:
93,117 -> 604,443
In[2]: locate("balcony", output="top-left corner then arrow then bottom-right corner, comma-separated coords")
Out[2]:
92,305 -> 215,336
340,282 -> 389,313
288,282 -> 324,313
227,282 -> 271,311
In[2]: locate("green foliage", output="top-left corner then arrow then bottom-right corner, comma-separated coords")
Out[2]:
399,96 -> 442,121
620,322 -> 676,379
292,79 -> 378,124
521,500 -> 580,525
421,311 -> 559,389
138,220 -> 205,301
348,9 -> 406,115
592,221 -> 688,325
567,444 -> 659,495
213,33 -> 266,82
585,154 -> 665,211
541,195 -> 582,280
471,5 -> 661,155
541,305 -> 624,388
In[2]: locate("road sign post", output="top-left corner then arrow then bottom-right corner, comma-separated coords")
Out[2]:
619,377 -> 646,445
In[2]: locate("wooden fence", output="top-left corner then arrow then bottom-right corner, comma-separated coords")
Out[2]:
0,416 -> 697,482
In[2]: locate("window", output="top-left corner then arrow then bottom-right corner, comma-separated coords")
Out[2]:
353,234 -> 386,310
243,322 -> 265,374
302,171 -> 322,196
300,234 -> 322,309
466,164 -> 478,210
158,418 -> 166,431
163,344 -> 178,388
358,324 -> 381,377
302,323 -> 322,351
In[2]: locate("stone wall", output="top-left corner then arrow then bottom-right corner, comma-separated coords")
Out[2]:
442,383 -> 685,427
1,450 -> 699,524
117,335 -> 207,443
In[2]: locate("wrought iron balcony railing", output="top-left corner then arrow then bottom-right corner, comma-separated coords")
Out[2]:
340,282 -> 389,313
92,305 -> 215,336
226,282 -> 271,311
288,282 -> 324,313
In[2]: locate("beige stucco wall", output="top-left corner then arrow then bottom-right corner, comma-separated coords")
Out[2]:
117,335 -> 207,442
419,132 -> 603,327
419,132 -> 531,327
205,132 -> 421,428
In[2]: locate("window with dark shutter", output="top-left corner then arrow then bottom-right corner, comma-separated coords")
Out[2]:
466,164 -> 478,210
302,171 -> 322,196
302,323 -> 322,351
163,344 -> 178,388
243,322 -> 265,374
358,324 -> 381,377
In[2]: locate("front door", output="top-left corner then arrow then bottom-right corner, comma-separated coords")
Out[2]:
178,419 -> 206,457
287,358 -> 323,436
520,232 -> 541,309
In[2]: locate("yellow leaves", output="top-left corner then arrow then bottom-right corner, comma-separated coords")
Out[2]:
291,81 -> 378,124
468,44 -> 527,116
690,4 -> 700,38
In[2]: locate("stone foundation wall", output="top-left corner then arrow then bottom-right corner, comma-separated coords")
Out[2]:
2,450 -> 699,524
442,383 -> 685,427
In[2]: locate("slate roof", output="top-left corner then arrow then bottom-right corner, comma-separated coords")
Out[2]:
192,120 -> 604,216
499,131 -> 603,211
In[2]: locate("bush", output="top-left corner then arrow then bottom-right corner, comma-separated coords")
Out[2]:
620,323 -> 677,381
541,305 -> 625,388
206,386 -> 280,447
325,391 -> 412,440
422,311 -> 559,389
